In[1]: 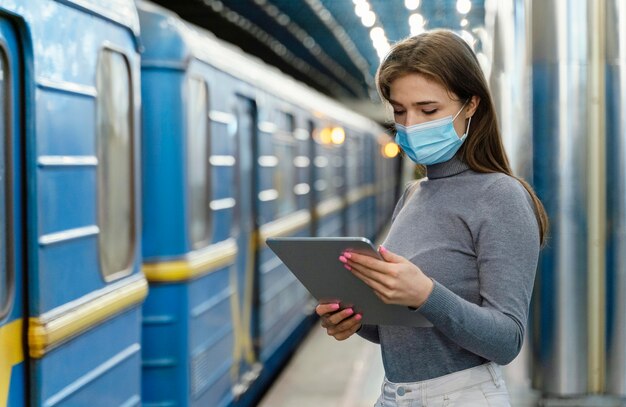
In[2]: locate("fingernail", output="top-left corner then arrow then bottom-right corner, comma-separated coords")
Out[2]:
344,264 -> 352,271
345,308 -> 354,315
379,245 -> 387,253
330,303 -> 340,310
344,252 -> 352,259
338,256 -> 347,263
355,314 -> 362,321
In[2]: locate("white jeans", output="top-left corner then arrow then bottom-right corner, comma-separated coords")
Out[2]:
375,362 -> 511,407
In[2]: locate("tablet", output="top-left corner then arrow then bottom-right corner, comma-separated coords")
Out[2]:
265,237 -> 432,327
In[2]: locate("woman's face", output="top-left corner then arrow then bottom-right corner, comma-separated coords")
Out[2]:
389,72 -> 477,138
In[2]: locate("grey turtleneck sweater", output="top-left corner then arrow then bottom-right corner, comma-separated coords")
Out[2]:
358,156 -> 540,382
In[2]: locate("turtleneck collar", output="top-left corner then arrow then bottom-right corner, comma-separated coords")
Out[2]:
426,154 -> 471,179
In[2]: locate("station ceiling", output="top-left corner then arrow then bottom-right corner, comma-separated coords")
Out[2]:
153,0 -> 485,121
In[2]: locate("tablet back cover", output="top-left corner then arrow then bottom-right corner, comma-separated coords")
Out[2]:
266,237 -> 432,327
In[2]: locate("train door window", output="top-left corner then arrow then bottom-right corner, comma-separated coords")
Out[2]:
0,47 -> 10,317
313,126 -> 334,201
274,111 -> 296,217
187,77 -> 211,248
345,133 -> 358,188
96,49 -> 135,281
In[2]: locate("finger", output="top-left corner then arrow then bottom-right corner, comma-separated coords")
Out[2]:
342,251 -> 388,270
378,245 -> 405,263
328,314 -> 361,337
349,261 -> 390,289
350,265 -> 391,298
328,314 -> 362,341
327,307 -> 356,326
334,330 -> 355,341
316,302 -> 340,316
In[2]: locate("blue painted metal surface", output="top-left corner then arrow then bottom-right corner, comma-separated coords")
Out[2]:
138,4 -> 242,406
0,0 -> 145,405
0,14 -> 25,407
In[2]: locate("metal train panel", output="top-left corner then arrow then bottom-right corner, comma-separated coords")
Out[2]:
0,12 -> 25,407
138,4 -> 242,406
37,308 -> 142,406
140,69 -> 188,259
4,0 -> 147,405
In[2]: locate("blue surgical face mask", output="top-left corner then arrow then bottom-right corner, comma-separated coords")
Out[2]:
394,102 -> 471,165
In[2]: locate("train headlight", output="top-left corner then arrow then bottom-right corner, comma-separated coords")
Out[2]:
383,142 -> 400,158
318,127 -> 332,144
330,127 -> 345,144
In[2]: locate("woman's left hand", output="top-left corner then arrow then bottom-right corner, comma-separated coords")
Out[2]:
339,246 -> 434,308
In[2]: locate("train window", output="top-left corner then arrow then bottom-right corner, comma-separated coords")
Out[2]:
96,49 -> 135,281
187,77 -> 211,249
274,111 -> 296,217
0,48 -> 10,317
313,127 -> 336,202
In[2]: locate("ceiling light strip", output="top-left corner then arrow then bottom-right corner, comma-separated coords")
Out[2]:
253,0 -> 367,97
302,0 -> 376,91
202,0 -> 355,98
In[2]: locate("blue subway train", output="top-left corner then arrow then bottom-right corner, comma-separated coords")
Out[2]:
0,0 -> 397,406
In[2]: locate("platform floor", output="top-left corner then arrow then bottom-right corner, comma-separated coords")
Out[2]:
259,323 -> 542,407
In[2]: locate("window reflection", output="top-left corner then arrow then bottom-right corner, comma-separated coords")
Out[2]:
274,112 -> 297,218
0,51 -> 8,313
187,77 -> 210,248
96,49 -> 134,280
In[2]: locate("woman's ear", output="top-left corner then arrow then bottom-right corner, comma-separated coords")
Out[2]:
466,95 -> 481,117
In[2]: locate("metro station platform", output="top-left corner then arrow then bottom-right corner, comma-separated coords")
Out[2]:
259,322 -> 542,407
260,325 -> 626,407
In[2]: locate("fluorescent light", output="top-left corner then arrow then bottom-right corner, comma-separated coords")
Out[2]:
354,1 -> 370,18
457,0 -> 471,14
361,10 -> 376,27
370,26 -> 386,41
409,13 -> 424,27
404,0 -> 420,10
460,18 -> 468,27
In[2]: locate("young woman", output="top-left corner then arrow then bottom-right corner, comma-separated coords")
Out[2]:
316,30 -> 547,406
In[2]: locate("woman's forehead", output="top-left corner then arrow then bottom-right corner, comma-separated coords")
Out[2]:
389,73 -> 455,103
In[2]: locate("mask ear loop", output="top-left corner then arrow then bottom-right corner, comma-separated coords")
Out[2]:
454,99 -> 472,137
452,99 -> 470,121
464,116 -> 472,138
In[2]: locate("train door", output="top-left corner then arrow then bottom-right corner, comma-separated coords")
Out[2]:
0,17 -> 25,407
232,95 -> 261,398
307,120 -> 317,236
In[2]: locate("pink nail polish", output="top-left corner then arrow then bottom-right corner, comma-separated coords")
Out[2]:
355,314 -> 362,321
344,252 -> 352,259
344,264 -> 352,271
345,308 -> 354,315
339,256 -> 347,263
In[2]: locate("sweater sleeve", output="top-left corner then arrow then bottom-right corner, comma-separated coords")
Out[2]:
357,324 -> 380,344
417,176 -> 540,364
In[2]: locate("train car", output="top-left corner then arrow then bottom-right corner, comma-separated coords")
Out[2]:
136,2 -> 395,406
0,0 -> 146,405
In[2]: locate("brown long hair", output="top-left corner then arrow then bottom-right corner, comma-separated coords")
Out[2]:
377,30 -> 548,246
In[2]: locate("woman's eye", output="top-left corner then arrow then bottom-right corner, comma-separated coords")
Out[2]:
393,110 -> 405,115
423,109 -> 437,115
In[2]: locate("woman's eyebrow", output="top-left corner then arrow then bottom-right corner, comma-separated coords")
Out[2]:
389,98 -> 438,106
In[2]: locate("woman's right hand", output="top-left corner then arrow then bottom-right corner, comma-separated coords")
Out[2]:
315,302 -> 362,341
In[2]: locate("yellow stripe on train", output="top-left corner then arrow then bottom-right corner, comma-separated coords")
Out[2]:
0,319 -> 24,406
142,238 -> 238,282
